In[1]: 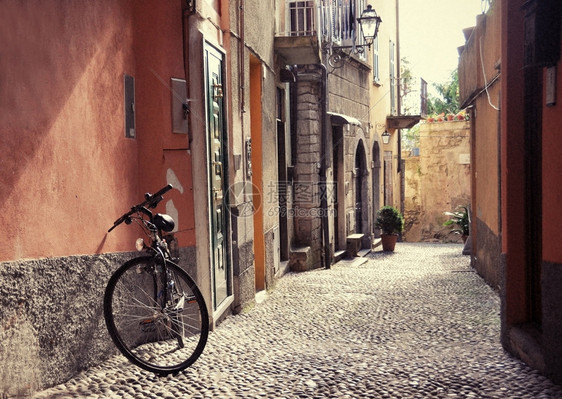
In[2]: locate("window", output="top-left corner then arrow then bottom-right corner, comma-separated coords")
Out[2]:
289,1 -> 315,36
373,35 -> 380,84
389,40 -> 396,115
124,74 -> 135,138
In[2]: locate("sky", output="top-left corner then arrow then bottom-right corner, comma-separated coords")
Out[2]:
399,0 -> 485,88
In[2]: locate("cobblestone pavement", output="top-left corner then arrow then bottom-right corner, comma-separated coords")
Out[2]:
34,243 -> 562,398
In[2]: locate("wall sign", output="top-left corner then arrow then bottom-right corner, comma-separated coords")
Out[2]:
546,66 -> 557,107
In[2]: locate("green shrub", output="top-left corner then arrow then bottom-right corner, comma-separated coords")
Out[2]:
375,206 -> 404,235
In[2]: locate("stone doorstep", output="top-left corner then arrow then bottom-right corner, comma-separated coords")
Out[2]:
334,249 -> 346,263
289,246 -> 311,272
346,234 -> 364,258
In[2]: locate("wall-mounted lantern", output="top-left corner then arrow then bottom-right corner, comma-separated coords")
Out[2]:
332,4 -> 382,53
357,5 -> 383,46
381,130 -> 391,145
329,4 -> 382,68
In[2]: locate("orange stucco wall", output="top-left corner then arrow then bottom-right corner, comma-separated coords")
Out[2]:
501,0 -> 527,324
542,52 -> 562,263
131,1 -> 196,248
0,1 -> 195,261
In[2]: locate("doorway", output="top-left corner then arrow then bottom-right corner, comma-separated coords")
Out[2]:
204,43 -> 231,310
354,140 -> 368,234
277,88 -> 289,261
384,151 -> 393,206
332,126 -> 344,250
372,141 -> 381,237
250,55 -> 265,291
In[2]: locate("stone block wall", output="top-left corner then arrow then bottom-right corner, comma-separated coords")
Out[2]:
403,121 -> 471,242
291,71 -> 323,270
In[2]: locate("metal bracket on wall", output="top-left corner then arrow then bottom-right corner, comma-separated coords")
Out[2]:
184,0 -> 196,15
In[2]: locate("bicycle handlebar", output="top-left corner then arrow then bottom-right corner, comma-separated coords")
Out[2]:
108,184 -> 173,232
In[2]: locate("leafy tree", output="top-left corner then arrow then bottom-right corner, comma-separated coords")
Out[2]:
400,57 -> 416,115
402,123 -> 420,151
427,68 -> 460,115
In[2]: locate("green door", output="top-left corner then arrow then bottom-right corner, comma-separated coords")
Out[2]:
205,43 -> 230,309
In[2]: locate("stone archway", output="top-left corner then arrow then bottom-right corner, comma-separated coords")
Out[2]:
354,140 -> 369,237
372,141 -> 381,238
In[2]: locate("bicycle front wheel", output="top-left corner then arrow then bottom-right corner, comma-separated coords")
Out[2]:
104,256 -> 209,375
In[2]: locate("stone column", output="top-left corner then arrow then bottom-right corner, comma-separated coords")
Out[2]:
292,68 -> 323,270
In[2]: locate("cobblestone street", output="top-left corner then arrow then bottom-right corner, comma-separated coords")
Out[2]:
34,243 -> 562,398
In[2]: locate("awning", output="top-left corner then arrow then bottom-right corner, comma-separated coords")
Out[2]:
328,112 -> 362,126
386,115 -> 423,130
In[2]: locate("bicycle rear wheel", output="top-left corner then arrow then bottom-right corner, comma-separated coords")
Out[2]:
104,256 -> 209,375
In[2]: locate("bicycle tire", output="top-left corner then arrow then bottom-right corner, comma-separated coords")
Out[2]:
104,256 -> 209,375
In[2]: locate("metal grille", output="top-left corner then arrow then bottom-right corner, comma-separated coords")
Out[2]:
289,1 -> 315,36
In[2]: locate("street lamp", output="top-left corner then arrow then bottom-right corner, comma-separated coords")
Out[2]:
381,130 -> 391,144
357,5 -> 382,46
331,5 -> 382,52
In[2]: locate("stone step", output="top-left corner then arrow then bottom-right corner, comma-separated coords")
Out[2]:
334,250 -> 346,263
357,248 -> 371,257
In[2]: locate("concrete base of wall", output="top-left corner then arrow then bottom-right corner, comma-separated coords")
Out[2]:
232,240 -> 255,315
542,261 -> 562,384
0,253 -> 127,394
472,218 -> 501,290
0,248 -> 198,395
500,257 -> 562,385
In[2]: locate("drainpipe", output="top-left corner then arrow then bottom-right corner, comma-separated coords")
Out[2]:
318,64 -> 331,269
396,0 -> 405,241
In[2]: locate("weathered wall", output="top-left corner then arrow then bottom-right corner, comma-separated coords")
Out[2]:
329,61 -> 372,246
293,73 -> 323,269
0,253 -> 124,395
403,121 -> 471,242
1,1 -> 137,261
540,7 -> 562,383
458,3 -> 502,289
370,0 -> 399,218
0,1 -> 198,394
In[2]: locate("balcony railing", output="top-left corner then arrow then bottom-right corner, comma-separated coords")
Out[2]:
279,1 -> 365,45
275,0 -> 368,65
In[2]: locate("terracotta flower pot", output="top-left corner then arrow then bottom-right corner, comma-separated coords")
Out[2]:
381,234 -> 398,252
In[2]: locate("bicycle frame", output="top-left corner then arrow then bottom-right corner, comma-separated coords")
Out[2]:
105,184 -> 209,375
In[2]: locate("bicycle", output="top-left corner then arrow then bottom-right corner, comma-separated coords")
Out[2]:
104,184 -> 209,375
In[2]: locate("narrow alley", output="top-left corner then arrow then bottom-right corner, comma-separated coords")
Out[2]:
33,244 -> 562,398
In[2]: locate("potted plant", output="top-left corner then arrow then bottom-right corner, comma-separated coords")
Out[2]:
443,205 -> 470,242
375,206 -> 404,251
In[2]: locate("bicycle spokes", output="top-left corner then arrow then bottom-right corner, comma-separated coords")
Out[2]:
104,257 -> 208,375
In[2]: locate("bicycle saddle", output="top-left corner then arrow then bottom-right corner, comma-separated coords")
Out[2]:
154,213 -> 175,232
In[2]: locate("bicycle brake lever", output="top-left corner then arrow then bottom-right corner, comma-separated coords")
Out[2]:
149,195 -> 163,209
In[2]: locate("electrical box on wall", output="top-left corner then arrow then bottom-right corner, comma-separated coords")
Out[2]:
124,74 -> 135,138
171,78 -> 189,134
246,138 -> 252,178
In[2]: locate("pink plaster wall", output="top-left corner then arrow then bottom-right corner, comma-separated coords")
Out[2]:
0,1 -> 195,261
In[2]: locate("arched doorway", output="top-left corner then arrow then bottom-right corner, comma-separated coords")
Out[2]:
372,141 -> 381,238
354,140 -> 368,235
